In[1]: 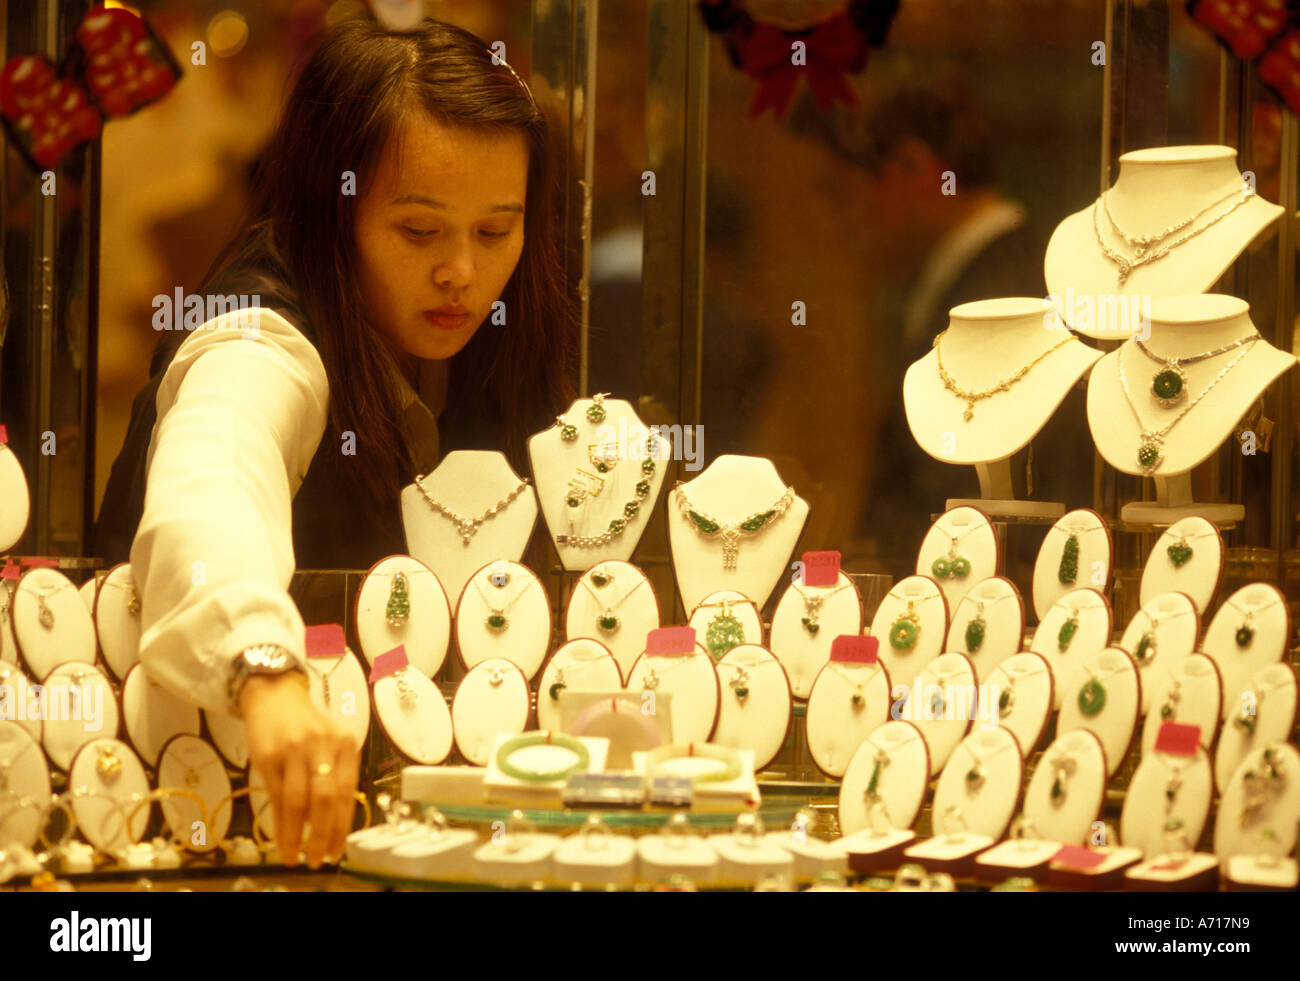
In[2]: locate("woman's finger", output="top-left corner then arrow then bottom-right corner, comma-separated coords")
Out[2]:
278,750 -> 310,865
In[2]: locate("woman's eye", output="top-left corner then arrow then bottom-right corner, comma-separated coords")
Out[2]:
478,229 -> 509,239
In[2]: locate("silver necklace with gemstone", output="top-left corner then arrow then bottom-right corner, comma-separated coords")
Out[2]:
1158,669 -> 1183,722
471,575 -> 539,632
995,658 -> 1048,717
578,576 -> 647,635
641,653 -> 700,692
1239,747 -> 1285,826
695,597 -> 751,660
929,521 -> 984,580
548,648 -> 614,702
1163,526 -> 1218,570
923,662 -> 970,717
1117,340 -> 1258,473
1047,748 -> 1079,807
304,654 -> 349,708
102,577 -> 143,616
413,474 -> 531,545
960,737 -> 1017,794
1154,752 -> 1192,829
674,482 -> 796,571
1232,673 -> 1289,734
1054,598 -> 1094,654
1131,604 -> 1193,664
724,650 -> 777,706
961,593 -> 1014,655
1135,333 -> 1258,408
1226,595 -> 1273,650
791,579 -> 852,637
862,735 -> 895,805
825,660 -> 881,712
1093,186 -> 1252,285
19,578 -> 72,629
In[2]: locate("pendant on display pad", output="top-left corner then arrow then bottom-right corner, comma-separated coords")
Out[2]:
1135,631 -> 1156,664
1058,534 -> 1079,585
1137,433 -> 1164,473
1166,536 -> 1194,568
597,611 -> 621,634
889,611 -> 920,651
1057,614 -> 1079,653
997,687 -> 1014,718
964,615 -> 986,654
1235,619 -> 1254,649
1151,364 -> 1187,408
1077,679 -> 1106,716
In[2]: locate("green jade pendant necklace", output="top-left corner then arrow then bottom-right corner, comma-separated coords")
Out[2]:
674,482 -> 796,571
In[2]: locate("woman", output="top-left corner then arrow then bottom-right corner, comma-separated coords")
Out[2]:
94,18 -> 576,867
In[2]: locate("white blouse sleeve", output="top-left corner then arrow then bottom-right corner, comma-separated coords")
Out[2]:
129,307 -> 330,713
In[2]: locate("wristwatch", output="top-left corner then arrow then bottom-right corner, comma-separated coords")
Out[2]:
228,643 -> 306,713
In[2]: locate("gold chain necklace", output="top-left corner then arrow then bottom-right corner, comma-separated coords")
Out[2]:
933,330 -> 1075,422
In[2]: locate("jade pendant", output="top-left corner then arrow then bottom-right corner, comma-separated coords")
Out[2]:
1057,615 -> 1079,653
560,423 -> 578,441
1152,368 -> 1185,405
486,612 -> 508,631
965,616 -> 986,654
998,688 -> 1014,717
1078,679 -> 1106,716
549,682 -> 566,701
385,571 -> 410,626
1235,625 -> 1254,648
931,556 -> 951,579
733,685 -> 749,702
949,556 -> 971,579
801,617 -> 820,636
1160,700 -> 1175,720
850,692 -> 865,710
597,613 -> 621,633
1050,775 -> 1065,805
705,614 -> 745,661
1058,534 -> 1079,585
586,402 -> 606,423
965,766 -> 984,791
590,570 -> 611,588
889,616 -> 919,651
1135,631 -> 1156,663
1166,540 -> 1193,568
1137,442 -> 1161,472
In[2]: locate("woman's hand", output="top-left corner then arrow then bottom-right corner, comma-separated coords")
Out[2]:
240,674 -> 360,868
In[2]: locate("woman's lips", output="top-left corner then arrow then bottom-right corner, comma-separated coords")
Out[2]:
424,310 -> 471,330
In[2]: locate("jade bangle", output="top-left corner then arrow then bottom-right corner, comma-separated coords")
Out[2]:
496,732 -> 590,783
645,743 -> 743,785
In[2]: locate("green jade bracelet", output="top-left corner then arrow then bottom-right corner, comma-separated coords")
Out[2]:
496,732 -> 590,783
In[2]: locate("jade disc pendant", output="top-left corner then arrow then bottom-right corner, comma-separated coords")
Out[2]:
889,616 -> 919,651
930,556 -> 951,579
1152,367 -> 1185,406
1078,679 -> 1106,716
949,556 -> 971,579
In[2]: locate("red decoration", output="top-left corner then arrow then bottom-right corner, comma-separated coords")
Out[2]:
1260,29 -> 1300,113
75,4 -> 180,118
0,3 -> 179,170
0,56 -> 101,168
1191,0 -> 1289,59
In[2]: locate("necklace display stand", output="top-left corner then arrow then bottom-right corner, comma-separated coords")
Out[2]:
1046,145 -> 1282,329
1139,517 -> 1223,613
868,574 -> 947,695
1032,509 -> 1113,619
400,451 -> 537,604
1201,583 -> 1288,721
530,396 -> 671,571
354,555 -> 450,679
668,455 -> 809,611
915,506 -> 998,610
1118,590 -> 1201,716
903,298 -> 1100,517
565,561 -> 660,681
1087,295 -> 1294,523
1215,663 -> 1296,794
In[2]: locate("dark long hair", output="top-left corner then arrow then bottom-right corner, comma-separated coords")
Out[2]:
203,18 -> 576,512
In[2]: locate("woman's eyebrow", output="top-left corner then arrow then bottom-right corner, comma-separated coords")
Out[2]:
391,193 -> 523,214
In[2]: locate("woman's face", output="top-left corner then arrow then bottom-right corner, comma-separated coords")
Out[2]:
355,113 -> 529,363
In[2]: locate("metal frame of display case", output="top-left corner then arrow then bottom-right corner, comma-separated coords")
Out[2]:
0,0 -> 99,558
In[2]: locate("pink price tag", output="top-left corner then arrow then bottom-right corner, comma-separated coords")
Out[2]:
1052,845 -> 1107,871
20,557 -> 59,568
830,635 -> 878,664
370,645 -> 409,682
0,425 -> 8,444
1,564 -> 20,580
1155,722 -> 1200,757
801,550 -> 841,587
304,623 -> 346,659
646,626 -> 697,657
